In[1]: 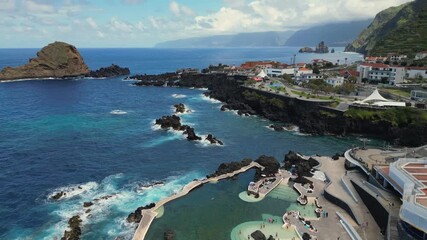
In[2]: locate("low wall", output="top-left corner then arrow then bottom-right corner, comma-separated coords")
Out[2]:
351,181 -> 389,235
324,188 -> 360,224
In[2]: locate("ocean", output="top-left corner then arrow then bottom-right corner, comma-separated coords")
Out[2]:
0,47 -> 370,239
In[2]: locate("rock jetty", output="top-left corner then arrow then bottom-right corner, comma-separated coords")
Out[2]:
0,42 -> 89,81
127,203 -> 156,223
61,215 -> 82,240
155,114 -> 223,144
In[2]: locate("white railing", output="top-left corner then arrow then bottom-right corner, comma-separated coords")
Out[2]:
344,149 -> 369,175
341,176 -> 359,203
336,211 -> 363,240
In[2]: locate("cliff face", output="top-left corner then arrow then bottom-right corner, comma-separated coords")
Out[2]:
345,0 -> 427,56
0,41 -> 89,81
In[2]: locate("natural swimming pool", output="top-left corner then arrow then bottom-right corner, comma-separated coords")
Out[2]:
145,170 -> 317,239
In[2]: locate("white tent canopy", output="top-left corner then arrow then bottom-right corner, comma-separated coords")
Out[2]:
354,89 -> 406,107
257,70 -> 267,78
360,89 -> 390,104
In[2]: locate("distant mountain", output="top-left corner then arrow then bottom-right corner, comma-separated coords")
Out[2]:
154,31 -> 295,48
345,0 -> 427,56
284,20 -> 372,47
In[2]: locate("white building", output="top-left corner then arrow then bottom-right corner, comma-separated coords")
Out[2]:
325,77 -> 344,87
415,51 -> 427,60
299,74 -> 323,83
406,67 -> 427,79
389,66 -> 406,85
411,90 -> 427,102
358,63 -> 405,84
265,67 -> 297,77
388,53 -> 408,62
295,68 -> 313,77
374,158 -> 427,239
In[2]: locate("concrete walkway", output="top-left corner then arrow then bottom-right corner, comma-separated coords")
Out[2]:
132,162 -> 264,240
317,156 -> 384,240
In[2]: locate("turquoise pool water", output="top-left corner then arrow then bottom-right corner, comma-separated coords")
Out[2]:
146,170 -> 317,239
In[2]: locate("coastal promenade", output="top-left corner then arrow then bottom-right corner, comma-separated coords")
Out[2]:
132,162 -> 264,240
243,85 -> 335,104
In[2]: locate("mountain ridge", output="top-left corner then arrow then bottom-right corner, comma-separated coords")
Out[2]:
285,19 -> 372,47
345,0 -> 427,56
155,31 -> 295,48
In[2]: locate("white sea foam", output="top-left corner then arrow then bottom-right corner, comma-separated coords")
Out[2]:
42,171 -> 205,239
171,94 -> 187,99
196,134 -> 225,147
110,110 -> 128,115
200,94 -> 221,104
312,170 -> 326,182
48,182 -> 99,200
0,77 -> 58,83
122,78 -> 137,82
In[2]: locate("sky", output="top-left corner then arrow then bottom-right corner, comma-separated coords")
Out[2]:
0,0 -> 414,48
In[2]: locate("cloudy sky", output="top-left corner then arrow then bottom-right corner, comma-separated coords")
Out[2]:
0,0 -> 413,48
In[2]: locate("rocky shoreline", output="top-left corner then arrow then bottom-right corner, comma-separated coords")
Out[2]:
155,113 -> 223,145
131,72 -> 427,147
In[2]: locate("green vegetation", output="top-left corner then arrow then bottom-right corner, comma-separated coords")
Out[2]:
381,88 -> 411,98
242,90 -> 285,109
345,107 -> 427,127
320,110 -> 337,118
270,86 -> 287,93
302,79 -> 355,96
346,0 -> 427,56
291,90 -> 341,102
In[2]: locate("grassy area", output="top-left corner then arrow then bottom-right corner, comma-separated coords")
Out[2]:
345,107 -> 427,126
381,88 -> 411,98
291,90 -> 341,102
270,86 -> 287,93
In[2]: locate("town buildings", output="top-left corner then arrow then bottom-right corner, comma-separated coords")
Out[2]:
325,77 -> 344,87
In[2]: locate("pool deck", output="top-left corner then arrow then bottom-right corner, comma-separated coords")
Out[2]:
132,162 -> 265,240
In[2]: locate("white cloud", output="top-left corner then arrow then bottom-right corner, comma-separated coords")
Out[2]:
24,0 -> 55,14
96,31 -> 105,38
194,7 -> 259,32
0,0 -> 15,11
109,17 -> 134,32
86,17 -> 98,30
135,21 -> 145,31
192,0 -> 413,33
169,1 -> 195,17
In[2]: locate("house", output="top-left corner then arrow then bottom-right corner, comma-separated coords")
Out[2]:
387,53 -> 408,62
389,66 -> 406,85
415,51 -> 427,60
296,63 -> 306,68
339,69 -> 359,79
265,67 -> 297,77
325,77 -> 344,87
298,73 -> 323,83
240,61 -> 286,70
411,90 -> 427,102
295,68 -> 313,77
358,63 -> 391,83
311,59 -> 332,68
406,67 -> 427,79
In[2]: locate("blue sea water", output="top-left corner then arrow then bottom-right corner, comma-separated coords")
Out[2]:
0,48 -> 369,239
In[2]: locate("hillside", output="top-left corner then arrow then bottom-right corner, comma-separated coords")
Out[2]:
155,31 -> 295,48
345,0 -> 427,56
284,20 -> 372,47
